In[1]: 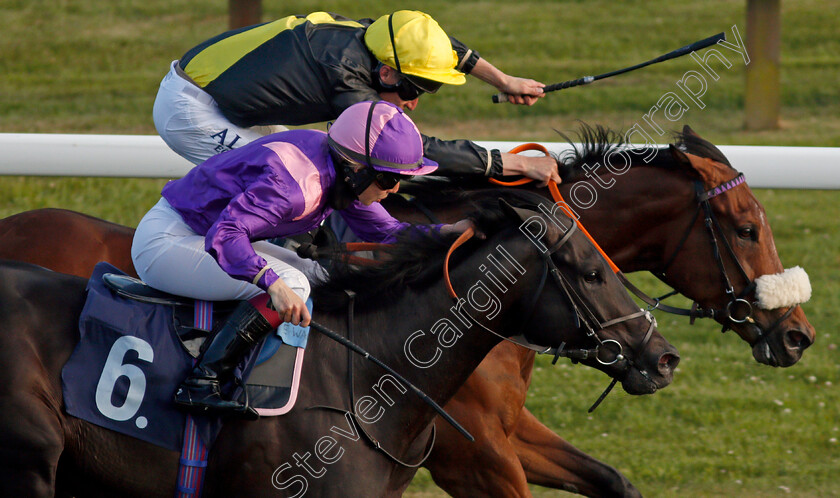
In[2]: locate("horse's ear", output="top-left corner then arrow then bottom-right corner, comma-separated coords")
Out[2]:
498,198 -> 535,223
669,143 -> 690,165
668,144 -> 704,181
682,125 -> 701,138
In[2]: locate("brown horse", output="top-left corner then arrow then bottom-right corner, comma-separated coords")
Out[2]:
0,197 -> 678,496
383,126 -> 814,497
0,208 -> 138,277
0,126 -> 813,496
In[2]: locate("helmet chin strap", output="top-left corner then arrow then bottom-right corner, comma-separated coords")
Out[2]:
342,164 -> 376,197
345,101 -> 383,197
326,148 -> 370,206
330,101 -> 383,198
373,63 -> 398,93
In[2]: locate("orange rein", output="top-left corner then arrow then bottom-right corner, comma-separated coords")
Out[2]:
343,242 -> 390,253
346,228 -> 476,300
339,242 -> 391,266
443,226 -> 475,298
490,143 -> 620,274
351,143 -> 619,292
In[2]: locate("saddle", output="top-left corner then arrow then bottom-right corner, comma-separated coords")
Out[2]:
62,262 -> 308,455
100,271 -> 309,406
100,273 -> 308,356
102,273 -> 236,357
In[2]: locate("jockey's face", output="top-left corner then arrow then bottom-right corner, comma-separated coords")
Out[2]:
378,92 -> 419,112
358,180 -> 400,206
377,65 -> 420,111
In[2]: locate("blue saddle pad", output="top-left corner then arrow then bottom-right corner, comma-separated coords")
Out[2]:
62,263 -> 262,450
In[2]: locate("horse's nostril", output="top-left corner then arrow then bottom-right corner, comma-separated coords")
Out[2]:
658,352 -> 680,374
785,329 -> 812,351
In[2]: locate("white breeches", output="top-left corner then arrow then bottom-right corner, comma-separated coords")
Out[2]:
131,198 -> 326,302
152,60 -> 288,165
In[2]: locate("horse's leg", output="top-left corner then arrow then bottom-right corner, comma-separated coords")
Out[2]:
425,344 -> 535,498
0,265 -> 91,496
512,408 -> 641,498
426,395 -> 532,498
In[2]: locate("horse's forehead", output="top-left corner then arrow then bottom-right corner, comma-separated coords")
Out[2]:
686,151 -> 764,218
716,181 -> 764,221
555,230 -> 603,269
713,184 -> 784,273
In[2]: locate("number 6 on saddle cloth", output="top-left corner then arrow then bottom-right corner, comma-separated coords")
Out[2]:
61,262 -> 310,451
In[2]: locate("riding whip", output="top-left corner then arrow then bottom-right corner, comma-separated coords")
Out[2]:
309,320 -> 475,442
264,296 -> 473,441
492,32 -> 726,103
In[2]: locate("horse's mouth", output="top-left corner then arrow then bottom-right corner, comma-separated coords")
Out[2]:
620,369 -> 659,395
619,361 -> 675,395
747,323 -> 811,368
608,347 -> 679,395
752,336 -> 778,367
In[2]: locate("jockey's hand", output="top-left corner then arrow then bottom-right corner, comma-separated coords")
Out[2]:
499,76 -> 545,106
441,219 -> 486,239
267,279 -> 311,327
500,153 -> 561,187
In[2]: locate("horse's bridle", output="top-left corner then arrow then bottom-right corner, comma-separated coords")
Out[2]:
443,220 -> 657,383
653,172 -> 798,347
307,218 -> 659,462
489,146 -> 798,360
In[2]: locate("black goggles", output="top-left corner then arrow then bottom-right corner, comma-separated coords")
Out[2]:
336,156 -> 408,193
372,170 -> 410,190
395,78 -> 425,101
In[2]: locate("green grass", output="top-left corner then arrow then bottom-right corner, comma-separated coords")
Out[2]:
1,1 -> 838,496
2,0 -> 839,144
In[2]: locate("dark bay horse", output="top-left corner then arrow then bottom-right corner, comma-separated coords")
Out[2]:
0,198 -> 678,496
0,208 -> 138,278
0,126 -> 813,497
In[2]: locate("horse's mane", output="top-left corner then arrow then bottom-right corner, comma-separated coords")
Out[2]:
557,123 -> 734,180
554,124 -> 629,181
313,190 -> 549,312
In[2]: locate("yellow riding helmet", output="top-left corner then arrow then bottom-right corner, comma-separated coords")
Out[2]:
364,10 -> 466,87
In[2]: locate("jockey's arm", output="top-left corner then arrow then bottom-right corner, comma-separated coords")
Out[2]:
469,57 -> 545,106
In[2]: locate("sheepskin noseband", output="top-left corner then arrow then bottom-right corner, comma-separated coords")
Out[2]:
755,266 -> 812,310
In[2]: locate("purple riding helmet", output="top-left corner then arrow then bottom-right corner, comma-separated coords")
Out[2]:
327,100 -> 438,195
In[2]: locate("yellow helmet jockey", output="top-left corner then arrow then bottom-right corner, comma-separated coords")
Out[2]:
364,11 -> 466,95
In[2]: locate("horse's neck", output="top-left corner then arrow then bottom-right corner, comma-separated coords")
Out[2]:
564,165 -> 696,273
308,286 -> 504,445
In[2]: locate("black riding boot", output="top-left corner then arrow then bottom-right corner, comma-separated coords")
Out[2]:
174,300 -> 274,418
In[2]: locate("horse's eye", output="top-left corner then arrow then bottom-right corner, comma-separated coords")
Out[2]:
583,270 -> 601,283
737,226 -> 757,241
